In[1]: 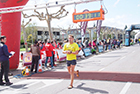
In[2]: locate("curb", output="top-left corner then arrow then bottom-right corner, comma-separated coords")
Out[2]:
22,71 -> 140,83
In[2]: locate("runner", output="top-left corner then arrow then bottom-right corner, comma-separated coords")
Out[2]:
62,34 -> 79,89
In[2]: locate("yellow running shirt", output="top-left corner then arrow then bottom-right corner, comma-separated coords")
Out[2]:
63,42 -> 79,60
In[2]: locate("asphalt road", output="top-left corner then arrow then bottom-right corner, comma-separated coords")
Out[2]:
1,44 -> 140,94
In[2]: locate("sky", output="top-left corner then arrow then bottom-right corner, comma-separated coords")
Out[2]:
22,0 -> 140,30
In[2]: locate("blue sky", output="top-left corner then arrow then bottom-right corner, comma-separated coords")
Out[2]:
24,0 -> 140,30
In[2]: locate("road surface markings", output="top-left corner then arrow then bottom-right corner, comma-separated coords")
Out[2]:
132,51 -> 135,53
98,68 -> 105,71
120,56 -> 126,60
35,79 -> 64,90
120,82 -> 132,94
0,80 -> 39,94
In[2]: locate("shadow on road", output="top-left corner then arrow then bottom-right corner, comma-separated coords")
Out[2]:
76,83 -> 109,94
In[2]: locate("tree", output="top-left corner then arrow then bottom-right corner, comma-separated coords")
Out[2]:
22,6 -> 69,40
21,19 -> 31,52
21,21 -> 37,52
25,23 -> 37,44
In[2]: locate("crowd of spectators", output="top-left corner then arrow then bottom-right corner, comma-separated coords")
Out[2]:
29,37 -> 126,72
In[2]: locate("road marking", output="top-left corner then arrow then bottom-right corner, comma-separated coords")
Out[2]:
120,82 -> 132,94
120,56 -> 126,60
132,51 -> 135,53
98,68 -> 105,71
36,79 -> 63,91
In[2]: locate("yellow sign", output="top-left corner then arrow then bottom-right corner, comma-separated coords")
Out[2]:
23,52 -> 32,63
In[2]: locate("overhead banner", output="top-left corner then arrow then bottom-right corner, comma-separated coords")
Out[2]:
80,9 -> 89,43
96,20 -> 102,44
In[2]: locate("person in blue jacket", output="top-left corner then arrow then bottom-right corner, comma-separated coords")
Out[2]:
0,36 -> 13,86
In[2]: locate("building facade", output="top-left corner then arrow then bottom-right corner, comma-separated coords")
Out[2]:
36,26 -> 129,42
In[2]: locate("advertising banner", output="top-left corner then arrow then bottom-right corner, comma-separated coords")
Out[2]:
96,20 -> 102,44
82,48 -> 92,57
23,52 -> 32,66
81,9 -> 89,43
40,51 -> 46,60
98,45 -> 104,53
55,49 -> 66,61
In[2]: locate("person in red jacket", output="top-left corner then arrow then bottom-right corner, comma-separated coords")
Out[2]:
45,40 -> 54,69
49,41 -> 57,67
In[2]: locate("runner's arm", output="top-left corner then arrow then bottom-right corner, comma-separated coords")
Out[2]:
71,50 -> 79,55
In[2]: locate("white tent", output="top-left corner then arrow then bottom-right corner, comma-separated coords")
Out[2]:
135,31 -> 140,39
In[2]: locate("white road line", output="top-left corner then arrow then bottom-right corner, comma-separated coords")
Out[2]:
34,79 -> 64,92
132,51 -> 135,53
98,68 -> 105,71
120,82 -> 132,94
120,56 -> 126,60
13,81 -> 40,92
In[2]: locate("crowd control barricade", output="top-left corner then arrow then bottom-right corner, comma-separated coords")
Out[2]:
40,51 -> 46,60
55,49 -> 84,61
108,45 -> 111,50
55,49 -> 66,61
104,45 -> 107,51
82,48 -> 92,57
77,50 -> 84,59
40,51 -> 47,64
98,45 -> 104,53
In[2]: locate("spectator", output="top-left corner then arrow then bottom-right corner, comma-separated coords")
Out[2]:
30,41 -> 40,73
117,39 -> 121,48
0,36 -> 13,86
92,40 -> 96,50
45,40 -> 54,69
50,41 -> 57,67
88,41 -> 92,48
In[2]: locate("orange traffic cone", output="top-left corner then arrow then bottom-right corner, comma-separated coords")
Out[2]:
26,66 -> 30,76
56,51 -> 59,60
38,64 -> 42,72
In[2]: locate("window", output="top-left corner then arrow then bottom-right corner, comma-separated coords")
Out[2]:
45,31 -> 49,35
68,31 -> 70,34
38,31 -> 42,35
56,32 -> 60,35
78,30 -> 81,33
53,32 -> 56,35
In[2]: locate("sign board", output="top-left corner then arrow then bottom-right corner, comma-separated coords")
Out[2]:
98,45 -> 104,53
133,24 -> 140,30
23,52 -> 32,64
82,48 -> 92,57
73,8 -> 104,23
